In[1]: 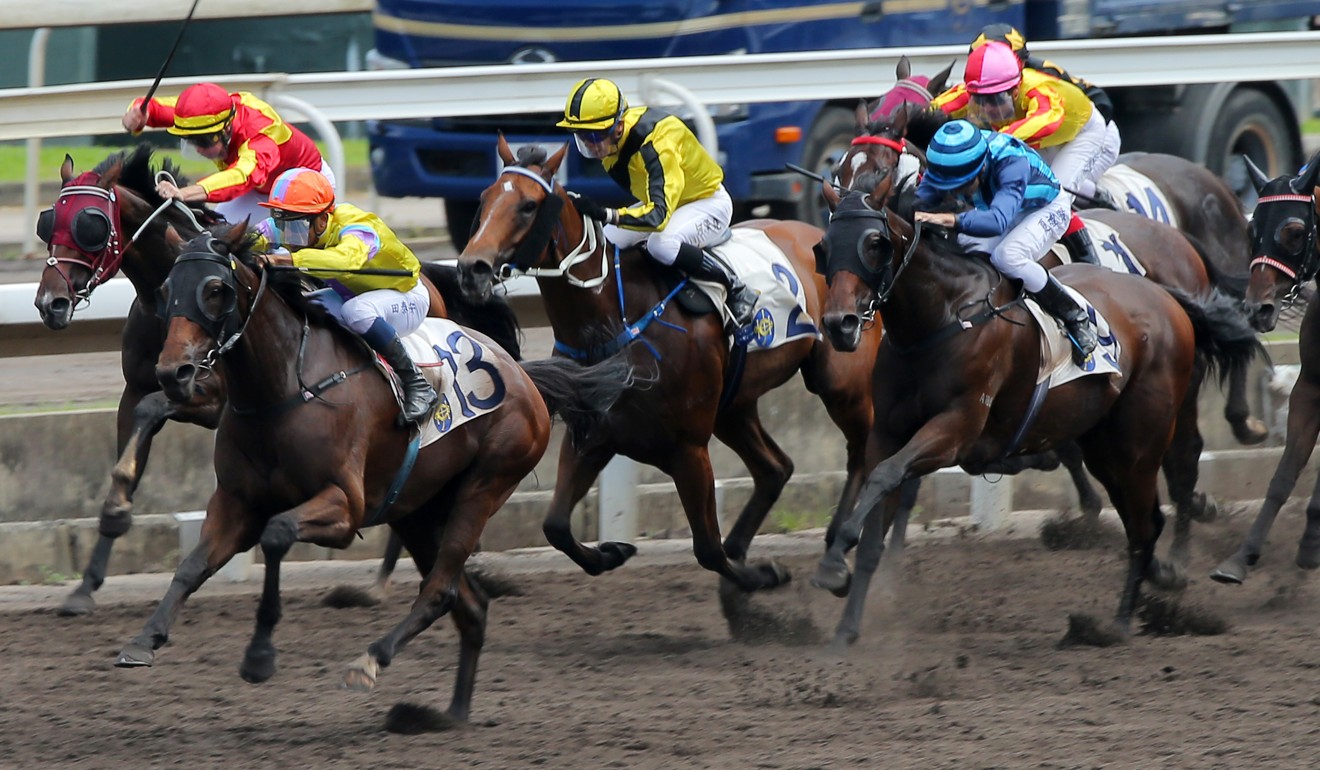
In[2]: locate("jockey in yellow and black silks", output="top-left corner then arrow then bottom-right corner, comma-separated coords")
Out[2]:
254,168 -> 438,427
556,77 -> 758,326
123,82 -> 331,227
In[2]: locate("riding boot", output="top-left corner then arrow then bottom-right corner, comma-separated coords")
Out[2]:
1091,186 -> 1120,211
1030,275 -> 1098,365
674,242 -> 758,327
364,319 -> 439,428
1061,228 -> 1102,266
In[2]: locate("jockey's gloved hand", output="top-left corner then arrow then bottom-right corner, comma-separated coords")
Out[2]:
567,191 -> 617,224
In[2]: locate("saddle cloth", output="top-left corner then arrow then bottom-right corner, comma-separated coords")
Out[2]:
1096,162 -> 1179,229
396,318 -> 507,449
1047,216 -> 1147,277
688,229 -> 819,351
1023,285 -> 1123,388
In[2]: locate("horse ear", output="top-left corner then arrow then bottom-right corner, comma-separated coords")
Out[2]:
59,154 -> 75,184
544,143 -> 568,183
896,55 -> 911,81
1240,155 -> 1269,194
822,179 -> 840,211
497,132 -> 515,166
855,100 -> 870,133
928,59 -> 956,96
1291,152 -> 1320,196
164,225 -> 184,249
890,103 -> 911,137
224,217 -> 250,248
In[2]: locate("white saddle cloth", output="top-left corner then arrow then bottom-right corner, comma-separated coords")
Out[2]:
1047,216 -> 1147,277
395,318 -> 507,448
689,229 -> 819,351
1024,284 -> 1123,388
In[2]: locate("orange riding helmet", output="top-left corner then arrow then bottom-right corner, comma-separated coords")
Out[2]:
260,168 -> 336,216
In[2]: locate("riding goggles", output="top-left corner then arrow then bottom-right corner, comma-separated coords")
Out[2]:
573,123 -> 619,160
268,212 -> 319,249
969,92 -> 1016,125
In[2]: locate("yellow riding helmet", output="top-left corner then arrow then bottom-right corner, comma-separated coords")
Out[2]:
970,24 -> 1029,61
556,78 -> 628,131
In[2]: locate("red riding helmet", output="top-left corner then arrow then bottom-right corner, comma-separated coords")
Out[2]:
168,83 -> 235,136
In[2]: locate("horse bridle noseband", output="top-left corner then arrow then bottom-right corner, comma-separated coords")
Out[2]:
827,205 -> 923,321
491,166 -> 609,289
1250,192 -> 1318,307
163,243 -> 270,373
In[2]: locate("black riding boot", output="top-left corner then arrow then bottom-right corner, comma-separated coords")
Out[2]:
1030,275 -> 1098,365
1091,187 -> 1120,211
377,336 -> 440,428
1061,228 -> 1101,266
674,242 -> 758,327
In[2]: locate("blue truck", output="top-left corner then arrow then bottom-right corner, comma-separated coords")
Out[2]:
366,0 -> 1317,248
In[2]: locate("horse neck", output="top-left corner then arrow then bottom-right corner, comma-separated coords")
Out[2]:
533,202 -> 638,345
879,239 -> 1005,346
117,188 -> 187,297
221,285 -> 320,411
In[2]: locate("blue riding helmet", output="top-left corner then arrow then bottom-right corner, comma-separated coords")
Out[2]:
925,120 -> 990,190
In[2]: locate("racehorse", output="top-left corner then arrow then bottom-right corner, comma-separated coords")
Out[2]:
1212,154 -> 1320,584
32,145 -> 521,616
813,172 -> 1263,645
114,221 -> 634,727
456,138 -> 882,612
839,103 -> 1268,447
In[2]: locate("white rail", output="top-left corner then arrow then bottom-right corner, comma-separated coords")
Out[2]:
0,0 -> 371,29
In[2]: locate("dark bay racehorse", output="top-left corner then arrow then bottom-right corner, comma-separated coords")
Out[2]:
32,145 -> 522,616
1212,155 -> 1320,584
814,174 -> 1263,645
457,138 -> 881,608
115,222 -> 633,726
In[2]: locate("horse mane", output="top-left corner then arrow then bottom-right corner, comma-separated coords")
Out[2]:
113,143 -> 220,223
889,186 -> 986,269
902,107 -> 949,152
515,145 -> 549,168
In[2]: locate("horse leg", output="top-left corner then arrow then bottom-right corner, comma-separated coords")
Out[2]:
1212,376 -> 1320,584
713,403 -> 793,563
242,487 -> 357,683
1162,365 -> 1211,568
670,444 -> 790,592
803,353 -> 873,551
116,489 -> 258,667
1055,441 -> 1104,520
61,390 -> 175,616
831,491 -> 905,649
372,532 -> 407,600
542,441 -> 635,575
1225,361 -> 1268,445
1293,470 -> 1320,569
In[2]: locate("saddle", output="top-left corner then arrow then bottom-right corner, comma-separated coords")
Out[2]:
645,228 -> 734,316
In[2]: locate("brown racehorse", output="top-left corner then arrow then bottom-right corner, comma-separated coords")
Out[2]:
1212,155 -> 1320,584
813,175 -> 1263,645
32,145 -> 522,616
114,222 -> 634,727
839,103 -> 1268,446
456,138 -> 881,610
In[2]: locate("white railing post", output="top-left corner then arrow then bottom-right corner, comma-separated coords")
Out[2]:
597,455 -> 640,543
970,475 -> 1012,531
23,27 -> 51,258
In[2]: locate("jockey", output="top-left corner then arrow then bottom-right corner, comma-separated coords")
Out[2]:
970,24 -> 1122,207
932,41 -> 1111,266
254,168 -> 438,428
913,120 -> 1098,365
555,77 -> 758,327
122,82 -> 331,227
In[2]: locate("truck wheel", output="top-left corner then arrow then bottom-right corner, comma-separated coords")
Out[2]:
794,107 -> 856,228
1204,89 -> 1298,207
444,199 -> 481,252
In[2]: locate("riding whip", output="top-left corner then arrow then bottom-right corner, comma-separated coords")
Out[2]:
266,265 -> 417,278
140,0 -> 204,112
784,163 -> 848,192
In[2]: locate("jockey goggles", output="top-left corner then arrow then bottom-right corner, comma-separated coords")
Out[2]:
572,123 -> 619,160
267,209 -> 326,250
969,92 -> 1015,125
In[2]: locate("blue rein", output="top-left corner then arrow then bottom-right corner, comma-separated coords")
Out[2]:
553,245 -> 688,362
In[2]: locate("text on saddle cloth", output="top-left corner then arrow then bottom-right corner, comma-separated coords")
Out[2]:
686,229 -> 819,350
1048,216 -> 1147,277
399,319 -> 507,448
1024,286 -> 1122,388
1096,163 -> 1179,230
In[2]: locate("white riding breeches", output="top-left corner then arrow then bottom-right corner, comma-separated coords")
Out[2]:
605,185 -> 733,265
958,197 -> 1072,293
341,280 -> 430,336
1037,109 -> 1109,209
1076,119 -> 1123,199
214,160 -> 337,226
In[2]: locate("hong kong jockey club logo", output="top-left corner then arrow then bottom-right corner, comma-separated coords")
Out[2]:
753,307 -> 775,346
432,394 -> 453,433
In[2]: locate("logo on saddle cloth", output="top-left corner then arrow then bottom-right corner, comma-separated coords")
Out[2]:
1025,287 -> 1123,388
398,318 -> 507,448
697,230 -> 817,351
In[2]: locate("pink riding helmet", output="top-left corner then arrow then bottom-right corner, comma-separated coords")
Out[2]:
964,41 -> 1022,95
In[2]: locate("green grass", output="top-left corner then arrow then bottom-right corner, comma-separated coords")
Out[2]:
1303,117 -> 1320,135
0,399 -> 119,417
762,506 -> 834,534
0,138 -> 369,185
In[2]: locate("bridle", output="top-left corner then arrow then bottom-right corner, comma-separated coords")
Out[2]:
493,166 -> 609,289
826,202 -> 923,322
160,240 -> 270,376
1249,191 -> 1318,307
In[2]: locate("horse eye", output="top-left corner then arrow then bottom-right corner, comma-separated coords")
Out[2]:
519,200 -> 538,215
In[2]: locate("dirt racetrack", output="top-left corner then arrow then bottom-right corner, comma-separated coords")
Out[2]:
1,504 -> 1319,770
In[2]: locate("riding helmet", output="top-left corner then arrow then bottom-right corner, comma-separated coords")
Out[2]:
556,78 -> 628,130
924,120 -> 990,190
168,83 -> 235,136
260,169 -> 336,215
964,41 -> 1022,95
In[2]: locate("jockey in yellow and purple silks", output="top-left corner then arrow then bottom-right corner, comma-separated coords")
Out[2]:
254,168 -> 438,427
123,82 -> 331,227
932,41 -> 1112,266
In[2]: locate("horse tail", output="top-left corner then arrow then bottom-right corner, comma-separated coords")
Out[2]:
521,354 -> 649,446
1165,286 -> 1268,387
422,262 -> 524,360
1181,232 -> 1249,300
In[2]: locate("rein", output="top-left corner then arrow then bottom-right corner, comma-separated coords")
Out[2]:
496,166 -> 610,289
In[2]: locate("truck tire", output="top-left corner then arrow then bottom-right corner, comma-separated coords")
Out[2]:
444,199 -> 481,252
792,106 -> 856,228
1203,89 -> 1298,207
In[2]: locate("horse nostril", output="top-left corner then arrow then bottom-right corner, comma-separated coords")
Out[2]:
48,297 -> 70,316
468,261 -> 493,280
837,314 -> 861,337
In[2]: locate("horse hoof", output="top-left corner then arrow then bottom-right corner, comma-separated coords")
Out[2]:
598,541 -> 638,571
57,590 -> 95,617
341,653 -> 379,692
1232,417 -> 1269,446
115,643 -> 156,668
98,505 -> 133,538
759,561 -> 792,590
1149,560 -> 1188,591
811,563 -> 852,597
1191,493 -> 1219,523
240,648 -> 278,684
828,630 -> 859,652
1295,548 -> 1320,571
1209,558 -> 1247,585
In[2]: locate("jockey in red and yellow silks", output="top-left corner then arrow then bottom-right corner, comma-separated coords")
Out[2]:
932,66 -> 1094,151
123,82 -> 331,226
